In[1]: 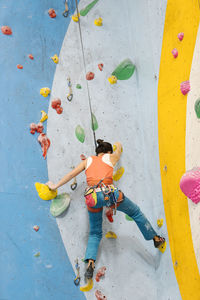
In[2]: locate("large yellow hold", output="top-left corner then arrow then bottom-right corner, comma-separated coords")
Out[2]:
35,182 -> 57,200
40,87 -> 51,97
80,279 -> 93,292
113,167 -> 125,181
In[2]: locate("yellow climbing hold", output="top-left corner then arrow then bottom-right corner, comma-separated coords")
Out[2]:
72,13 -> 80,22
105,231 -> 117,239
108,75 -> 117,84
159,241 -> 167,253
40,87 -> 51,97
80,279 -> 93,292
94,17 -> 102,26
35,182 -> 57,201
51,54 -> 59,64
113,167 -> 125,181
40,110 -> 48,123
157,218 -> 164,228
113,144 -> 123,152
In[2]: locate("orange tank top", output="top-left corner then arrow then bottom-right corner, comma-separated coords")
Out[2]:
85,155 -> 113,186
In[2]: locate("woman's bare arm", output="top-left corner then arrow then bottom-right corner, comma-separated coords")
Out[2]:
110,142 -> 122,166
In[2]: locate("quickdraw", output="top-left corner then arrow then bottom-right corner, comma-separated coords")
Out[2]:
63,0 -> 69,17
67,77 -> 73,101
74,258 -> 80,286
70,166 -> 77,190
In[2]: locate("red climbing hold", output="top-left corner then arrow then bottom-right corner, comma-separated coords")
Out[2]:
56,106 -> 63,114
95,266 -> 106,282
86,72 -> 95,80
105,207 -> 113,222
38,133 -> 50,159
30,123 -> 37,134
48,8 -> 56,18
98,63 -> 103,71
37,122 -> 44,134
51,98 -> 61,109
95,290 -> 107,300
1,26 -> 12,35
29,54 -> 34,60
33,225 -> 40,232
80,154 -> 86,160
178,32 -> 184,41
17,64 -> 23,69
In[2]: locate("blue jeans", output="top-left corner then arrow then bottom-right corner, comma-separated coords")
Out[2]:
84,191 -> 157,262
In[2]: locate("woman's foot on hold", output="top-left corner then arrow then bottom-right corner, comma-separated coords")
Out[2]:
153,235 -> 165,248
85,260 -> 95,280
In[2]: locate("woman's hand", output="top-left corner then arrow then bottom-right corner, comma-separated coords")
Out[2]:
46,181 -> 57,191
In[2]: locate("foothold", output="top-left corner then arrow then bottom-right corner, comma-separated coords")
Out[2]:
91,113 -> 98,131
30,123 -> 37,134
108,75 -> 117,84
178,32 -> 184,41
50,193 -> 70,217
98,63 -> 103,71
33,225 -> 40,232
40,110 -> 48,123
48,8 -> 56,18
28,54 -> 34,60
75,125 -> 85,143
194,98 -> 200,118
1,25 -> 12,35
80,154 -> 86,160
80,0 -> 99,16
40,87 -> 51,97
163,165 -> 167,172
113,167 -> 125,181
76,84 -> 82,89
125,214 -> 133,221
86,72 -> 95,80
105,231 -> 117,239
180,167 -> 200,204
112,58 -> 135,80
95,266 -> 106,282
105,207 -> 113,223
36,122 -> 44,134
159,241 -> 167,253
51,98 -> 61,109
34,252 -> 40,257
95,290 -> 107,300
94,17 -> 103,26
51,54 -> 59,64
172,48 -> 178,58
72,13 -> 80,22
35,182 -> 57,201
17,64 -> 23,69
80,279 -> 93,292
38,133 -> 51,159
180,80 -> 190,95
157,219 -> 164,228
56,106 -> 63,114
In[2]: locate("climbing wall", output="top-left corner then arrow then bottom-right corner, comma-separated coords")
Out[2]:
1,0 -> 200,299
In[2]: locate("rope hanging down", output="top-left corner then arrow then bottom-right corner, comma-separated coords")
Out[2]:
74,0 -> 97,149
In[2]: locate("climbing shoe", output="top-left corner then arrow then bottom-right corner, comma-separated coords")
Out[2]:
85,262 -> 94,280
153,236 -> 165,248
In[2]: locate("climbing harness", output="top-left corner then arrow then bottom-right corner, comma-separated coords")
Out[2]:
74,258 -> 80,285
63,0 -> 69,17
67,77 -> 73,101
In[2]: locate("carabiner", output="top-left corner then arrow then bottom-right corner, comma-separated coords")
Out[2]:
67,93 -> 73,101
74,275 -> 80,286
71,182 -> 77,190
63,1 -> 69,17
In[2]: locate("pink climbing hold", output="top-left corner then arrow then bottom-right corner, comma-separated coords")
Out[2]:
98,63 -> 103,71
95,266 -> 106,282
33,225 -> 40,232
1,25 -> 12,35
48,8 -> 56,18
29,54 -> 34,60
95,290 -> 107,300
38,133 -> 50,159
80,154 -> 86,160
30,123 -> 37,134
86,72 -> 95,80
178,32 -> 184,41
172,48 -> 178,58
180,80 -> 190,95
180,167 -> 200,204
17,64 -> 23,69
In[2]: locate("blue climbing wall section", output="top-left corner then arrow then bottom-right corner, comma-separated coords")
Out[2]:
0,1 -> 85,299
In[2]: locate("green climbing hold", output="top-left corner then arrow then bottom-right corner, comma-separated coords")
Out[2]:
76,84 -> 82,89
75,125 -> 85,143
195,98 -> 200,118
80,0 -> 99,16
112,59 -> 135,80
50,193 -> 70,217
125,214 -> 133,221
91,113 -> 98,131
34,252 -> 40,257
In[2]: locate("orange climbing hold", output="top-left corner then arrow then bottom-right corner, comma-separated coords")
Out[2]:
86,72 -> 95,80
38,133 -> 50,159
48,8 -> 56,18
29,54 -> 34,60
17,64 -> 23,69
80,154 -> 86,160
98,63 -> 103,71
95,266 -> 106,282
1,26 -> 12,35
51,98 -> 63,114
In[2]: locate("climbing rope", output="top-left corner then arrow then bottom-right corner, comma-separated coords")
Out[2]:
74,0 -> 97,149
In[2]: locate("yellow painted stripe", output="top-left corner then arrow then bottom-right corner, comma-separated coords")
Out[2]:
158,1 -> 200,299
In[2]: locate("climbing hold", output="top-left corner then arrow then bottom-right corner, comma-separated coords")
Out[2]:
178,32 -> 184,41
86,72 -> 95,80
163,165 -> 167,172
105,207 -> 113,222
30,123 -> 37,134
35,182 -> 57,201
80,279 -> 93,292
40,87 -> 51,97
36,122 -> 44,134
98,63 -> 103,71
56,106 -> 63,114
91,113 -> 98,131
112,59 -> 135,80
95,290 -> 107,300
108,75 -> 117,84
172,48 -> 178,58
17,64 -> 23,69
72,13 -> 80,22
38,133 -> 50,159
80,0 -> 99,16
80,154 -> 86,160
34,252 -> 40,257
50,193 -> 70,217
125,214 -> 133,221
33,225 -> 40,232
76,84 -> 82,89
40,110 -> 48,123
94,17 -> 103,26
113,144 -> 123,152
95,266 -> 106,282
194,98 -> 200,118
113,167 -> 125,181
180,168 -> 200,204
51,98 -> 61,109
1,26 -> 12,35
51,54 -> 59,64
159,241 -> 167,253
28,54 -> 34,60
75,125 -> 85,143
180,80 -> 190,95
105,231 -> 117,239
157,219 -> 164,228
48,8 -> 56,18
63,0 -> 69,17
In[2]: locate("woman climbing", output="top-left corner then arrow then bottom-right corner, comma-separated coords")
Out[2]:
46,139 -> 165,280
